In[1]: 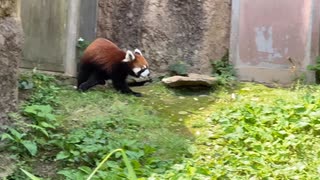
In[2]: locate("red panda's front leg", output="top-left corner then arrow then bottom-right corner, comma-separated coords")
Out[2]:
111,77 -> 142,97
110,63 -> 143,97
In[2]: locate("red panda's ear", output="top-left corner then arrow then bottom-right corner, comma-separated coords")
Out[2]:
123,50 -> 135,62
134,49 -> 143,56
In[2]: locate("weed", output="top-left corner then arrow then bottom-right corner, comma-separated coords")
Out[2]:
1,128 -> 38,156
87,149 -> 137,180
288,57 -> 307,87
8,71 -> 320,179
1,104 -> 57,157
76,37 -> 91,58
5,72 -> 192,179
19,71 -> 60,107
180,83 -> 320,179
307,56 -> 320,83
20,149 -> 138,180
211,52 -> 236,86
21,169 -> 42,180
168,61 -> 188,76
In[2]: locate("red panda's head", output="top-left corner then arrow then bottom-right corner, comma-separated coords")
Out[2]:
122,49 -> 150,78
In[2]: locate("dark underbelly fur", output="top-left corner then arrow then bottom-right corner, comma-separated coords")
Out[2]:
77,62 -> 149,97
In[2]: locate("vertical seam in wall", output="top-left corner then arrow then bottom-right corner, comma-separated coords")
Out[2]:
311,0 -> 320,62
304,0 -> 314,69
94,0 -> 98,38
295,0 -> 317,83
300,0 -> 315,81
318,0 -> 320,57
230,0 -> 240,69
64,0 -> 80,77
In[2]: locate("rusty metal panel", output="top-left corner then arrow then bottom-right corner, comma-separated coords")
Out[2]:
231,0 -> 320,84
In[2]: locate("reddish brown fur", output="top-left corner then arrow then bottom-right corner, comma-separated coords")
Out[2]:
130,54 -> 149,69
81,38 -> 126,72
78,38 -> 150,96
81,38 -> 149,72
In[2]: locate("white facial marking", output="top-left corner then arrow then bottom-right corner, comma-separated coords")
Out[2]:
133,67 -> 141,74
140,69 -> 150,78
122,50 -> 135,62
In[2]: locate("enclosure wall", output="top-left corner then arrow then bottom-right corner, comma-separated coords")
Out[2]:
231,0 -> 320,84
0,0 -> 23,128
97,0 -> 231,76
20,0 -> 68,72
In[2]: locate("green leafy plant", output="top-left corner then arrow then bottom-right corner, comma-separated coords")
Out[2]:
204,100 -> 320,178
1,128 -> 38,156
23,105 -> 57,130
6,72 -> 196,179
211,52 -> 236,86
87,149 -> 137,180
76,37 -> 91,58
307,56 -> 320,83
184,84 -> 320,179
20,72 -> 60,106
21,169 -> 42,180
19,149 -> 137,180
52,124 -> 160,179
1,105 -> 57,157
10,71 -> 320,179
168,61 -> 188,76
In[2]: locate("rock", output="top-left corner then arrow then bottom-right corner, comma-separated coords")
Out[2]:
162,73 -> 217,87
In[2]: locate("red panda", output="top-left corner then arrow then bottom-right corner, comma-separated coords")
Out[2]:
77,38 -> 150,97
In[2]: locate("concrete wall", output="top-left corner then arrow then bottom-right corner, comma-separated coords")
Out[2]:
20,0 -> 81,76
79,0 -> 97,42
97,0 -> 231,76
19,0 -> 231,77
231,0 -> 320,84
20,0 -> 68,72
0,0 -> 23,129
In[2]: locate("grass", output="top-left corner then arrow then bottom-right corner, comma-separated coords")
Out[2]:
56,85 -> 193,159
3,72 -> 195,179
182,83 -> 320,179
4,72 -> 320,179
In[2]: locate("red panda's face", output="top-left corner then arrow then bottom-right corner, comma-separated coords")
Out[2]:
123,49 -> 150,78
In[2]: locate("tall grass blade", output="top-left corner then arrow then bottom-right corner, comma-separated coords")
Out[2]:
20,168 -> 42,180
86,148 -> 137,180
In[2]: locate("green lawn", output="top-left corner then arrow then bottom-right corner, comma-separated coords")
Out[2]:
3,73 -> 320,179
